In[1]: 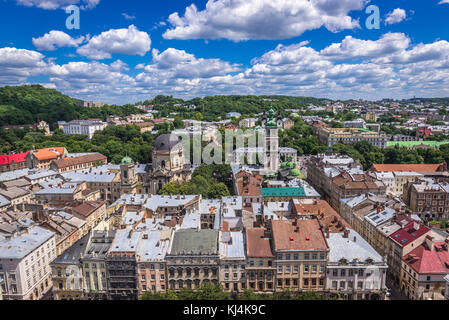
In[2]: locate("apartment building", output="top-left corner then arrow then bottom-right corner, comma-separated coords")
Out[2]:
363,207 -> 397,257
403,178 -> 449,220
330,171 -> 386,211
271,219 -> 328,293
50,153 -> 107,173
0,226 -> 56,300
315,127 -> 388,148
0,153 -> 28,173
388,220 -> 431,284
245,228 -> 275,292
26,147 -> 68,169
106,229 -> 141,300
136,229 -> 171,295
307,154 -> 361,206
401,235 -> 449,300
325,229 -> 388,300
62,120 -> 107,139
219,231 -> 247,293
81,230 -> 115,300
51,233 -> 89,300
166,229 -> 220,290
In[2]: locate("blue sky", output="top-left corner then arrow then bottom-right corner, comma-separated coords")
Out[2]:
1,0 -> 449,104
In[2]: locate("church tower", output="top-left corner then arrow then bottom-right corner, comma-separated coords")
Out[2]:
264,107 -> 280,174
120,155 -> 138,194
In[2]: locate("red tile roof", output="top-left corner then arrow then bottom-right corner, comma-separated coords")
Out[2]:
403,242 -> 449,274
271,219 -> 328,251
73,201 -> 105,218
32,147 -> 66,161
389,221 -> 430,247
246,228 -> 273,258
372,163 -> 445,173
0,152 -> 28,165
53,153 -> 107,169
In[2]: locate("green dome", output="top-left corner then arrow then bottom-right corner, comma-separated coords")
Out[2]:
290,168 -> 301,176
282,162 -> 295,169
121,156 -> 134,165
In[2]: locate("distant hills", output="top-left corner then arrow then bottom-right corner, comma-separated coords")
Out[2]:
0,85 -> 142,129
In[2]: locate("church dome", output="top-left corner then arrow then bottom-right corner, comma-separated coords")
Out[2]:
121,156 -> 134,165
154,134 -> 181,151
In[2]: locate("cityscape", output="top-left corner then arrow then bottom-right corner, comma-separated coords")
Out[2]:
0,0 -> 449,307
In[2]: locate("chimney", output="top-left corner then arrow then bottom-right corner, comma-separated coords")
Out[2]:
295,226 -> 300,233
353,236 -> 357,242
343,229 -> 350,238
413,221 -> 420,231
263,229 -> 271,239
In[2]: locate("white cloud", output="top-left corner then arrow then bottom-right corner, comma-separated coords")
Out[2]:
438,0 -> 449,4
385,8 -> 407,25
122,13 -> 136,20
16,0 -> 99,10
32,30 -> 85,51
163,0 -> 368,41
0,47 -> 47,85
76,25 -> 151,59
320,33 -> 410,60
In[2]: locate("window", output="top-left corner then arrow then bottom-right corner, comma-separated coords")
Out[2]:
278,254 -> 283,260
278,265 -> 283,273
293,254 -> 299,260
341,269 -> 346,276
332,281 -> 337,289
312,254 -> 317,260
150,264 -> 155,270
340,281 -> 345,289
333,269 -> 338,276
304,265 -> 309,273
285,265 -> 291,273
320,265 -> 325,273
348,281 -> 353,289
348,269 -> 353,276
312,265 -> 317,273
249,260 -> 254,267
358,281 -> 363,289
285,254 -> 291,260
304,253 -> 310,260
258,260 -> 263,267
320,253 -> 325,260
293,265 -> 299,273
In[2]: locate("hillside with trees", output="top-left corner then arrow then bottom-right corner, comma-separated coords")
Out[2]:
0,85 -> 143,129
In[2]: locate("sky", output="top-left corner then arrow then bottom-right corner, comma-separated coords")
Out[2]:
1,0 -> 449,105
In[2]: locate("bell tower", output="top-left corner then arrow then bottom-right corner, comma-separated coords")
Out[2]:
264,107 -> 280,174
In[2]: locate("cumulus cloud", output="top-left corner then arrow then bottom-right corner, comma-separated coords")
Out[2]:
16,0 -> 99,10
32,30 -> 85,51
76,25 -> 151,59
163,0 -> 368,41
438,0 -> 449,4
385,8 -> 407,25
3,31 -> 449,103
0,47 -> 47,85
320,33 -> 410,61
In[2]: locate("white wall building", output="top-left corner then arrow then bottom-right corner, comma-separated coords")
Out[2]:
0,226 -> 56,300
62,120 -> 107,139
325,229 -> 388,300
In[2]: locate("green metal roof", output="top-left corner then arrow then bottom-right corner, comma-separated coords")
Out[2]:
386,141 -> 449,148
261,187 -> 306,197
121,156 -> 134,164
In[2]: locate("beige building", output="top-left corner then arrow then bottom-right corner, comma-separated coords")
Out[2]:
219,231 -> 246,293
0,226 -> 56,300
272,219 -> 328,293
166,229 -> 219,290
245,228 -> 275,292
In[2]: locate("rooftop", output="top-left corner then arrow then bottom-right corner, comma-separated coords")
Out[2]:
246,228 -> 273,258
327,230 -> 384,264
170,229 -> 219,255
389,221 -> 430,247
0,226 -> 54,259
271,219 -> 328,251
